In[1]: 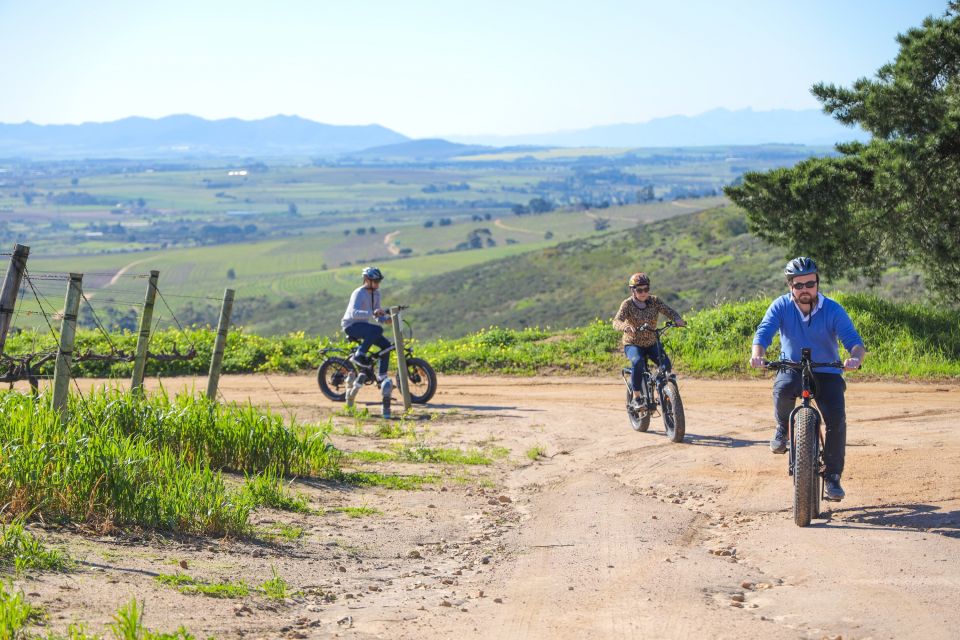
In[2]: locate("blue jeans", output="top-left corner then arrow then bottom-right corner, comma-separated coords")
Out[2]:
345,322 -> 391,377
773,370 -> 847,476
624,345 -> 672,395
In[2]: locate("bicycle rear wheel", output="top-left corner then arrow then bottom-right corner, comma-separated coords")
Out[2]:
793,407 -> 819,526
318,357 -> 353,402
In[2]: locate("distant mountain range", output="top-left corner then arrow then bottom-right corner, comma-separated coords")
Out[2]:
447,108 -> 869,147
0,114 -> 409,158
0,108 -> 867,159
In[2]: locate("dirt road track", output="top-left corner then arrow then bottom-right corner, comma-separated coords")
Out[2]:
26,374 -> 960,639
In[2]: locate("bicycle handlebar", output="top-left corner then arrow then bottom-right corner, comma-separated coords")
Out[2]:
763,359 -> 845,371
638,321 -> 681,333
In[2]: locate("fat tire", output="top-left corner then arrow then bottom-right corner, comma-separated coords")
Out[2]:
662,380 -> 685,443
627,389 -> 651,432
403,357 -> 437,404
793,407 -> 819,527
318,357 -> 353,402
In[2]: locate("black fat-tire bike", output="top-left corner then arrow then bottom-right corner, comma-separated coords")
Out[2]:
764,348 -> 844,527
317,309 -> 437,405
621,321 -> 685,443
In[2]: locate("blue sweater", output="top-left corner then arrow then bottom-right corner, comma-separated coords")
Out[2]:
753,294 -> 864,375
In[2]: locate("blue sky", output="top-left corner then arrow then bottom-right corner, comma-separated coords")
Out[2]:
0,0 -> 948,137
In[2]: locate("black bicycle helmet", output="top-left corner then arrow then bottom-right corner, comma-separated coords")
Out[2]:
361,266 -> 384,281
784,257 -> 818,278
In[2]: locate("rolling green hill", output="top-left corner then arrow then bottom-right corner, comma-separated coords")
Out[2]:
391,206 -> 930,339
204,204 -> 929,341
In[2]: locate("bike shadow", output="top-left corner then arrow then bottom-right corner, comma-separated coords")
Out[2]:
682,433 -> 766,448
422,402 -> 541,413
816,503 -> 960,538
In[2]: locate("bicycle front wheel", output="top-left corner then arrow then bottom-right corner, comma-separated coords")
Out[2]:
793,406 -> 820,526
661,380 -> 685,443
403,357 -> 437,404
627,388 -> 650,432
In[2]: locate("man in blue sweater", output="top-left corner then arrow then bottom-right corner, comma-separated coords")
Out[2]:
749,257 -> 866,501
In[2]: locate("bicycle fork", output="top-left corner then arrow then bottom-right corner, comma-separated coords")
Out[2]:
786,399 -> 823,477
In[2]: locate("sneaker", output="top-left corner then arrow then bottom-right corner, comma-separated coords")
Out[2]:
349,352 -> 371,367
770,428 -> 787,454
824,474 -> 845,501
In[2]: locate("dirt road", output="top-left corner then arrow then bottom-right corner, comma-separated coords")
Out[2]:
22,375 -> 960,639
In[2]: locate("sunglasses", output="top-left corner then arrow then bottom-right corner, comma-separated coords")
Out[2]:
631,286 -> 650,293
791,280 -> 818,290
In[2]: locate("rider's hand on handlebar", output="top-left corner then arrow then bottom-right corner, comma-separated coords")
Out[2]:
675,319 -> 687,328
373,308 -> 386,318
749,356 -> 766,369
843,357 -> 861,371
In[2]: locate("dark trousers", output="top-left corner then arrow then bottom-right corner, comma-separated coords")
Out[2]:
345,323 -> 391,376
624,345 -> 672,394
773,370 -> 847,476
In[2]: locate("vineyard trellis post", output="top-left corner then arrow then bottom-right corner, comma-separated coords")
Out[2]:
131,270 -> 159,393
0,243 -> 30,356
390,306 -> 412,411
206,288 -> 235,400
52,272 -> 82,423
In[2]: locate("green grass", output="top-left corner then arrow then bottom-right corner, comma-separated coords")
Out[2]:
258,523 -> 305,542
0,389 -> 341,536
155,573 -> 251,598
349,445 -> 496,466
526,446 -> 546,461
241,468 -> 313,513
109,599 -> 199,639
328,506 -> 381,518
8,288 -> 956,381
0,515 -> 72,573
337,471 -> 439,490
259,567 -> 290,601
0,580 -> 42,635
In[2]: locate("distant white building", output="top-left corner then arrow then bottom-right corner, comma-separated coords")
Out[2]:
228,170 -> 248,176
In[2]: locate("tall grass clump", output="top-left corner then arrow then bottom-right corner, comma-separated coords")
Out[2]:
0,514 -> 72,573
0,580 -> 41,636
241,467 -> 312,513
0,389 -> 339,535
0,391 -> 250,535
81,389 -> 340,476
110,599 -> 198,639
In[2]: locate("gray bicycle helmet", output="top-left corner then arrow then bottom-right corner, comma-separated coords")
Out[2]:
784,256 -> 818,278
361,266 -> 384,281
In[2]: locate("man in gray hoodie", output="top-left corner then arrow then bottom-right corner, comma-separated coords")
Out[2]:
341,266 -> 392,381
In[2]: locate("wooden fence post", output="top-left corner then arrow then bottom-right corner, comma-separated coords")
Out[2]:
52,273 -> 82,423
130,270 -> 159,393
0,243 -> 30,356
390,307 -> 412,411
206,288 -> 235,401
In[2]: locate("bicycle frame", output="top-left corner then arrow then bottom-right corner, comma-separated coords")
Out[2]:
622,322 -> 678,408
764,348 -> 843,477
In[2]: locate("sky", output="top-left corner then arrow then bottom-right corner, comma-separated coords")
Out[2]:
0,0 -> 949,138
